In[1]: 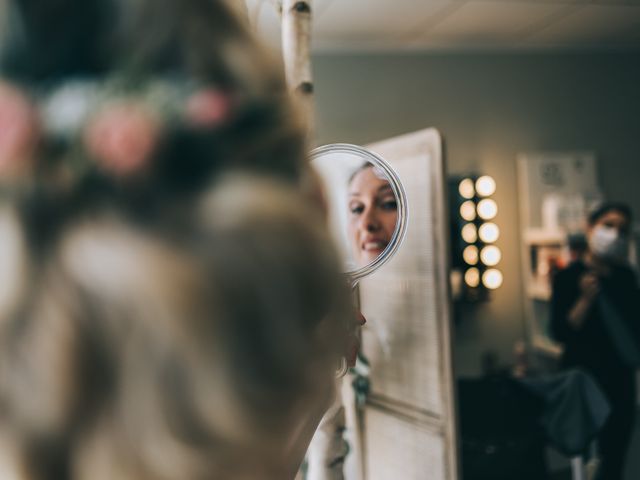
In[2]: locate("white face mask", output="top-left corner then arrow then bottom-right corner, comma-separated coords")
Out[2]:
589,225 -> 629,263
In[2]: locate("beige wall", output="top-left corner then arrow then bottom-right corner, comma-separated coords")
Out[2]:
312,52 -> 640,376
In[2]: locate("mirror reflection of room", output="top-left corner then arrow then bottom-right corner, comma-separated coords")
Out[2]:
450,160 -> 640,479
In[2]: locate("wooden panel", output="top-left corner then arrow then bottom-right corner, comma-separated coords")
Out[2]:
365,407 -> 447,480
350,129 -> 457,480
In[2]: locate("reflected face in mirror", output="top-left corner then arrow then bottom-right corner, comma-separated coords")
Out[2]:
348,164 -> 398,266
310,143 -> 407,280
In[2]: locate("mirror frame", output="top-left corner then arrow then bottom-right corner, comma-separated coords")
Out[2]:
310,143 -> 409,283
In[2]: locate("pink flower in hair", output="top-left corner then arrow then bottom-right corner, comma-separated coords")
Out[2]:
185,89 -> 232,128
85,102 -> 161,176
0,82 -> 40,178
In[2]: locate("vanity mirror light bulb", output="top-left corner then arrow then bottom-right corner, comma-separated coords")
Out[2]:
479,222 -> 500,243
465,267 -> 481,288
480,245 -> 501,266
477,199 -> 497,220
482,269 -> 503,290
463,245 -> 479,265
476,176 -> 496,197
460,201 -> 477,221
461,223 -> 478,244
458,178 -> 475,199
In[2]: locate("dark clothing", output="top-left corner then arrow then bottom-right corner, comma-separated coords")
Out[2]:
550,260 -> 639,480
458,375 -> 548,480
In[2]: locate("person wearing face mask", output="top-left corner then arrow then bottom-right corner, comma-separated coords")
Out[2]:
550,202 -> 639,480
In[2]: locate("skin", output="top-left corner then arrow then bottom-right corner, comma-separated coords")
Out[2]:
347,313 -> 367,368
347,166 -> 398,267
568,209 -> 630,330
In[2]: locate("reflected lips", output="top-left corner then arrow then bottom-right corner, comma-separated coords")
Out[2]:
362,237 -> 388,255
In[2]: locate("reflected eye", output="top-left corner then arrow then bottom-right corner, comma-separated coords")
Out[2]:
380,198 -> 397,211
349,203 -> 364,215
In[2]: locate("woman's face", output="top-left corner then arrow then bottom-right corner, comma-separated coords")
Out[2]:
347,166 -> 398,266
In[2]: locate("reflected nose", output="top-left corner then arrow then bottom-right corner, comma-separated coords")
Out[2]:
360,207 -> 380,232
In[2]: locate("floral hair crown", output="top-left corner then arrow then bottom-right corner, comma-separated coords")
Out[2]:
0,75 -> 235,182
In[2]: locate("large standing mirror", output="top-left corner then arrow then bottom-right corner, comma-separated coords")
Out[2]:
310,143 -> 408,284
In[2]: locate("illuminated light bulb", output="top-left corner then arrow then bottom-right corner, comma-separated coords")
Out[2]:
458,178 -> 475,199
461,223 -> 478,244
480,246 -> 502,266
477,199 -> 497,220
460,201 -> 477,221
482,269 -> 503,290
479,222 -> 500,243
476,176 -> 496,197
465,268 -> 480,288
463,245 -> 479,265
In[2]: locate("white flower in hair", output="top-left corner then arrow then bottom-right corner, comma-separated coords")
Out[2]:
41,81 -> 99,138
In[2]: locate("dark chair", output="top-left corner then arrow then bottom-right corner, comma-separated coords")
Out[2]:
458,374 -> 550,480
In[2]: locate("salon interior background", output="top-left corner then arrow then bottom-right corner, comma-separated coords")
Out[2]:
314,51 -> 640,375
246,0 -> 640,376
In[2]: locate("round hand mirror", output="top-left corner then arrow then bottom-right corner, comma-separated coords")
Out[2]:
311,143 -> 408,284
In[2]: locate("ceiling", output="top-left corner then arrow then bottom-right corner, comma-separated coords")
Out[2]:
244,0 -> 640,52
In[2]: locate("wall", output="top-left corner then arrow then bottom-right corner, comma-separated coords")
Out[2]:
312,52 -> 640,376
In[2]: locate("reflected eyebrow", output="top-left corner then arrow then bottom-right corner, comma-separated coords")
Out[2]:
349,184 -> 393,197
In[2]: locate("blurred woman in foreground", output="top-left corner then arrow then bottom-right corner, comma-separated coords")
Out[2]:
0,0 -> 350,478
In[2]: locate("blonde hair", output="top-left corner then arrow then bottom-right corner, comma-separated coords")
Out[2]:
0,177 -> 349,480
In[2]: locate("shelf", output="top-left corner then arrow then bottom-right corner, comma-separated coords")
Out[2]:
527,283 -> 551,301
523,228 -> 566,245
